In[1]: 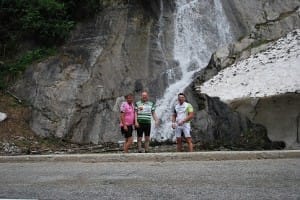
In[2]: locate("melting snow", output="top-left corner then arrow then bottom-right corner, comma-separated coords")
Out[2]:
200,29 -> 300,102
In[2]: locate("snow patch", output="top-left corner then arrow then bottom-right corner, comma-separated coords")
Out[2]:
200,29 -> 300,102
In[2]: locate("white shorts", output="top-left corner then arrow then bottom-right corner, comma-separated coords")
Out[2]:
175,123 -> 191,138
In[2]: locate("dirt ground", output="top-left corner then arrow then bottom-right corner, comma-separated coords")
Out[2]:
0,92 -> 32,139
0,91 -> 86,155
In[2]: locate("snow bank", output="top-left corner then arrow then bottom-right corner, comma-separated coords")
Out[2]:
200,29 -> 300,102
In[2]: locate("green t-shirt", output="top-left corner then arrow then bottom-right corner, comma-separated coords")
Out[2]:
135,100 -> 156,124
173,102 -> 193,123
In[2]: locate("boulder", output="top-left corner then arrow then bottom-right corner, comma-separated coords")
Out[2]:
230,93 -> 300,149
184,87 -> 278,150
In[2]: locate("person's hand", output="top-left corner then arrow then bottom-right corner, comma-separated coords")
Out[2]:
172,123 -> 176,129
155,120 -> 159,128
135,122 -> 139,128
178,120 -> 184,126
124,125 -> 128,132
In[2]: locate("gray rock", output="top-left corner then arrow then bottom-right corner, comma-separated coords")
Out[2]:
11,0 -> 175,144
230,93 -> 300,149
2,142 -> 22,154
184,87 -> 276,150
191,0 -> 300,149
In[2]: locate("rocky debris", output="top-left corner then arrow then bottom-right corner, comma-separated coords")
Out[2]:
0,140 -> 209,155
1,142 -> 22,155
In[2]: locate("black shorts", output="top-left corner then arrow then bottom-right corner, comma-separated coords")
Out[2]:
137,123 -> 151,137
121,125 -> 133,138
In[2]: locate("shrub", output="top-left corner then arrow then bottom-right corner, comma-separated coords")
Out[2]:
0,48 -> 56,89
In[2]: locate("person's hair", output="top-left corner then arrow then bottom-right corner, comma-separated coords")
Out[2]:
125,93 -> 133,98
178,93 -> 185,97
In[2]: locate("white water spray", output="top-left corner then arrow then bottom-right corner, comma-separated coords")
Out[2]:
152,0 -> 233,142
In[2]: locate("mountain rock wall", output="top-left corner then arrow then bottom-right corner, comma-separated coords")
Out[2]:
191,1 -> 300,148
12,0 -> 175,144
11,0 -> 300,145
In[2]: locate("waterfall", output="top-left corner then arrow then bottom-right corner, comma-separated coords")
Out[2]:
152,0 -> 233,142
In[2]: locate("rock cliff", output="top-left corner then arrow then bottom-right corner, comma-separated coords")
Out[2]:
11,0 -> 300,147
12,0 -> 175,143
191,1 -> 300,149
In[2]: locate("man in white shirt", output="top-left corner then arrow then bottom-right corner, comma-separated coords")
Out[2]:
172,93 -> 194,152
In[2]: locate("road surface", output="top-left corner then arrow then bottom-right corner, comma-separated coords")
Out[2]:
0,158 -> 299,199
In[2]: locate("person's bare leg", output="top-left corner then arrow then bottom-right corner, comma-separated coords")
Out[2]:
176,137 -> 182,152
144,136 -> 150,152
137,137 -> 142,152
124,137 -> 133,153
124,138 -> 129,153
186,137 -> 193,152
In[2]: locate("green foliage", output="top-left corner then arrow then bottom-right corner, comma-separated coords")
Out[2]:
20,0 -> 75,45
0,0 -> 103,89
0,0 -> 102,58
62,0 -> 103,20
0,48 -> 56,89
0,0 -> 75,47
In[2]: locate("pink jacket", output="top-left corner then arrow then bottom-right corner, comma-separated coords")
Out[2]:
120,101 -> 135,126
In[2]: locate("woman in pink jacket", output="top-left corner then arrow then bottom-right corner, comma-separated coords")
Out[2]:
120,93 -> 135,153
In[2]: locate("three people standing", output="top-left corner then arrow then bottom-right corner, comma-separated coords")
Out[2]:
120,91 -> 194,153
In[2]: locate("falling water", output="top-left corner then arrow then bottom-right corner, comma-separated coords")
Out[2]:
152,0 -> 233,142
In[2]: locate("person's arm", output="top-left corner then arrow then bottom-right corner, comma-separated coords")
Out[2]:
151,102 -> 159,127
120,102 -> 128,131
171,113 -> 177,129
152,111 -> 159,127
134,103 -> 139,128
182,111 -> 194,123
120,112 -> 128,131
135,111 -> 139,128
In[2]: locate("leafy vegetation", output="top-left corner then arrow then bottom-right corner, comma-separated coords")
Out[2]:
0,48 -> 56,89
0,0 -> 103,89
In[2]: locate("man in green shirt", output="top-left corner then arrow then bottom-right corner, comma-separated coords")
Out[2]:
135,91 -> 159,153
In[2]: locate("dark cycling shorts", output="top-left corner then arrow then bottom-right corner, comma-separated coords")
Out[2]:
121,125 -> 133,138
137,123 -> 151,137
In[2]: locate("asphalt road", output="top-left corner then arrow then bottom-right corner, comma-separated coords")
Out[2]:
0,158 -> 299,200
